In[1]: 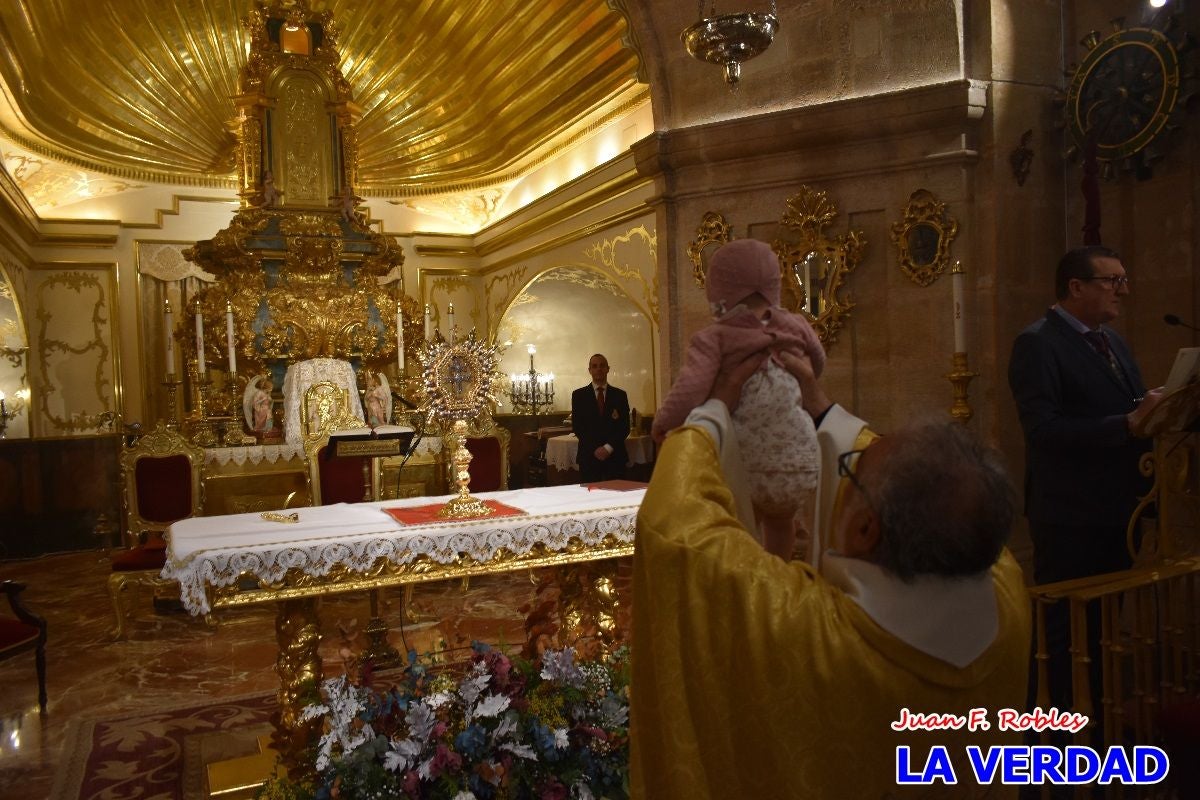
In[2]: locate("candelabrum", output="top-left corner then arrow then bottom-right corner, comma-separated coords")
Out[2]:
0,390 -> 20,438
508,345 -> 555,418
947,351 -> 978,423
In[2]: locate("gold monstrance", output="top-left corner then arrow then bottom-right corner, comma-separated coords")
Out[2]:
417,329 -> 504,519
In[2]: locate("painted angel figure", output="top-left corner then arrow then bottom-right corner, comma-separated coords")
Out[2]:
261,170 -> 281,208
339,184 -> 362,224
364,371 -> 391,428
243,374 -> 275,433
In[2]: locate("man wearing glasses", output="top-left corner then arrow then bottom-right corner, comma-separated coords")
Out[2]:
1008,245 -> 1163,714
631,351 -> 1030,798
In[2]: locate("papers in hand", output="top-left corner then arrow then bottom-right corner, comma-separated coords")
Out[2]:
1164,347 -> 1200,393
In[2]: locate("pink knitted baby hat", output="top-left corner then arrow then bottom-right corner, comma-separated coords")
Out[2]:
706,239 -> 781,310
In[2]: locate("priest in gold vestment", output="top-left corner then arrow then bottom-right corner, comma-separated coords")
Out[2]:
631,354 -> 1030,798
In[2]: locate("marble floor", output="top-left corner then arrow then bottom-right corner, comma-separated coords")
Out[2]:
0,549 -> 599,799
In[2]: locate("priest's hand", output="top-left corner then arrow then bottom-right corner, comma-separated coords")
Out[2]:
710,350 -> 769,412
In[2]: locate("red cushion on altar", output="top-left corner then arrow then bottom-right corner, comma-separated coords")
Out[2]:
384,499 -> 525,525
134,454 -> 193,523
465,437 -> 503,492
110,545 -> 168,572
0,618 -> 39,653
316,446 -> 372,505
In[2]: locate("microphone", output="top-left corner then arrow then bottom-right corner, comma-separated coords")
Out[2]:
1164,314 -> 1200,332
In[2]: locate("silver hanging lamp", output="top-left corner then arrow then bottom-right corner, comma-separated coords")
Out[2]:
682,1 -> 779,90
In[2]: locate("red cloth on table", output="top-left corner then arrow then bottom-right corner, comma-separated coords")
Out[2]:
383,499 -> 526,525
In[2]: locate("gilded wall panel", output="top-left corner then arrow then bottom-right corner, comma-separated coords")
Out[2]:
30,266 -> 120,435
424,274 -> 483,339
0,255 -> 30,437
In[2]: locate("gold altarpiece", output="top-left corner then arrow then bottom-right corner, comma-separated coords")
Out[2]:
166,0 -> 421,447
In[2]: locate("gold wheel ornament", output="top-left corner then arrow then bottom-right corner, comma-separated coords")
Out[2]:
772,186 -> 865,348
1064,19 -> 1194,178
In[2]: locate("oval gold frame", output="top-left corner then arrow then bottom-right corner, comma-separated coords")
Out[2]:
891,189 -> 959,287
686,211 -> 734,288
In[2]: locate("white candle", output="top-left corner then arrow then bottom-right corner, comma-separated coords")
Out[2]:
225,301 -> 237,376
424,304 -> 432,340
951,262 -> 966,353
448,303 -> 456,343
194,301 -> 206,374
396,306 -> 405,372
164,299 -> 175,375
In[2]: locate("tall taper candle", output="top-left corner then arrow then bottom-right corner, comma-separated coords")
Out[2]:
225,300 -> 237,376
164,299 -> 175,375
424,304 -> 432,340
396,306 -> 405,372
194,300 -> 206,374
448,303 -> 456,343
951,260 -> 966,352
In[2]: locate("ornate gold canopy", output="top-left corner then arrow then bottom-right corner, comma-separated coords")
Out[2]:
0,0 -> 643,196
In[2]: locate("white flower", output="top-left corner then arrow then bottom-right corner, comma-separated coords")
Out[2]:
599,694 -> 628,727
500,741 -> 538,760
383,737 -> 422,773
305,675 -> 371,772
406,701 -> 438,743
553,727 -> 570,749
452,792 -> 478,800
491,713 -> 518,741
540,647 -> 585,688
458,671 -> 491,706
471,692 -> 510,721
572,781 -> 596,800
425,690 -> 454,710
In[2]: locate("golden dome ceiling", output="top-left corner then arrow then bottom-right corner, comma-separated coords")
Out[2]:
0,0 -> 645,197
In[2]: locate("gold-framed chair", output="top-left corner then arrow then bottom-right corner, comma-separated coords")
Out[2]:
302,383 -> 381,505
0,580 -> 47,712
107,421 -> 205,638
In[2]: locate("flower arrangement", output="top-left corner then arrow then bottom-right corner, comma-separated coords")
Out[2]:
268,643 -> 629,800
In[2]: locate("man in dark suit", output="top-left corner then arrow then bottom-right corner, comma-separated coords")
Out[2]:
571,353 -> 630,482
1008,245 -> 1163,715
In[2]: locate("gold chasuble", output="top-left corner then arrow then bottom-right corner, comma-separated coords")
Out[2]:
631,426 -> 1030,799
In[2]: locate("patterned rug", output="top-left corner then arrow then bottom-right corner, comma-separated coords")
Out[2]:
50,692 -> 277,800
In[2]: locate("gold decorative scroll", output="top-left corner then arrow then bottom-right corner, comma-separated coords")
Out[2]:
686,211 -> 733,288
773,186 -> 865,347
891,189 -> 959,287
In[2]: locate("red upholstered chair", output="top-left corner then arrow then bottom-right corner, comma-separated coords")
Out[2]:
108,422 -> 205,638
459,416 -> 510,492
1,580 -> 48,712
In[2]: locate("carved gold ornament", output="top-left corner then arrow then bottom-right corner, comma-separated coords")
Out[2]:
891,189 -> 959,287
773,186 -> 865,347
686,211 -> 734,288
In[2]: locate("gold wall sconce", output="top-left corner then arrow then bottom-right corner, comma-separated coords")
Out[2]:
772,186 -> 866,347
686,211 -> 734,288
890,189 -> 959,287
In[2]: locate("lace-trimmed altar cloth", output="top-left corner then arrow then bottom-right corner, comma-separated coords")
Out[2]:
281,358 -> 365,445
162,483 -> 644,615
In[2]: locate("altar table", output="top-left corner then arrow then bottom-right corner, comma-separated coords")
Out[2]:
544,433 -> 656,471
161,483 -> 643,771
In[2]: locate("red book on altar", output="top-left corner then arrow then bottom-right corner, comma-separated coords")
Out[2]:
383,500 -> 526,525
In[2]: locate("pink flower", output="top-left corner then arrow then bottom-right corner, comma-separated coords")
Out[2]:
428,743 -> 462,778
401,770 -> 420,795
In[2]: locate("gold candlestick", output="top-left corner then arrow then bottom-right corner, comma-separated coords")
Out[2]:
947,351 -> 978,423
163,374 -> 182,430
438,418 -> 494,519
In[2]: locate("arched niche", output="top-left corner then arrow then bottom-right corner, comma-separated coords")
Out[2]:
495,267 -> 655,417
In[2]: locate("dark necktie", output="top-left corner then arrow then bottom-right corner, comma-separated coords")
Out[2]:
1083,330 -> 1112,360
596,386 -> 606,416
1084,330 -> 1135,396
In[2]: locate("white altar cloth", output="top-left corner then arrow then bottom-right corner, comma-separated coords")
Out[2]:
162,483 -> 644,615
545,434 -> 656,471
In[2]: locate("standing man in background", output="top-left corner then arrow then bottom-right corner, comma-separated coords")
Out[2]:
1008,244 -> 1163,711
571,353 -> 630,482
